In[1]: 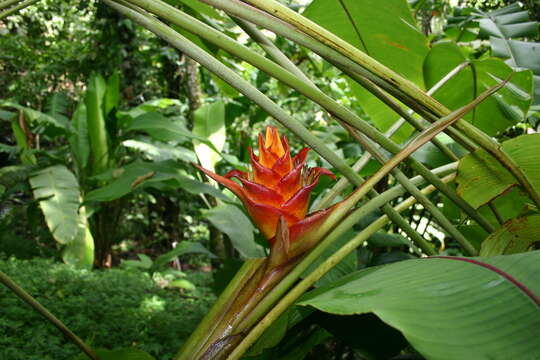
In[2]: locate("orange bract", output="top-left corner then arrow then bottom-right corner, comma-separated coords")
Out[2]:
196,126 -> 335,244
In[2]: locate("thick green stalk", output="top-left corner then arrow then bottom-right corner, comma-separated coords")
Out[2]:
0,0 -> 38,19
175,258 -> 265,360
241,0 -> 446,116
0,271 -> 99,360
345,71 -> 477,153
229,174 -> 456,360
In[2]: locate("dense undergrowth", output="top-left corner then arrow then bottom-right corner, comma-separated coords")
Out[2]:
0,257 -> 214,360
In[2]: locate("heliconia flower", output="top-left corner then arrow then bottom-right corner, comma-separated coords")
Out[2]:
195,126 -> 335,245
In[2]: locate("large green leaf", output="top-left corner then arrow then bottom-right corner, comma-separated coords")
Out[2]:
192,101 -> 226,172
203,203 -> 264,258
475,3 -> 540,104
84,161 -> 228,202
456,134 -> 540,208
0,100 -> 69,134
125,111 -> 203,143
303,0 -> 428,141
480,215 -> 540,256
29,165 -> 81,244
424,41 -> 533,135
122,138 -> 197,163
300,251 -> 540,360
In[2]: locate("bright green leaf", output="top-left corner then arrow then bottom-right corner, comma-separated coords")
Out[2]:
300,251 -> 540,360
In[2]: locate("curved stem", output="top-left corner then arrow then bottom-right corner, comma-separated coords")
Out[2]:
0,0 -> 38,19
0,271 -> 99,360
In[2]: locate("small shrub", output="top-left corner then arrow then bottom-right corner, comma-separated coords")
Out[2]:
0,257 -> 215,360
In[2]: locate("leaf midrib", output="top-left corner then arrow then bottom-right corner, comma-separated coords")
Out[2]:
431,256 -> 540,307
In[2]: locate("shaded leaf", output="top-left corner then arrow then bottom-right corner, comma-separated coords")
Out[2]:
203,203 -> 264,258
480,215 -> 540,256
84,161 -> 228,202
122,138 -> 197,163
456,134 -> 540,208
152,241 -> 216,271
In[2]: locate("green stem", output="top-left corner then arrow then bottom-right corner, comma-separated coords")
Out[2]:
0,0 -> 38,19
229,174 -> 455,360
240,0 -> 445,117
315,61 -> 470,210
203,0 -> 540,210
342,121 -> 469,254
193,0 -> 494,233
110,0 -> 433,256
232,17 -> 315,86
0,0 -> 23,11
175,258 -> 265,360
0,271 -> 99,360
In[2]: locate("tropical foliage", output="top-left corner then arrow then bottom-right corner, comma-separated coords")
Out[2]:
1,0 -> 539,359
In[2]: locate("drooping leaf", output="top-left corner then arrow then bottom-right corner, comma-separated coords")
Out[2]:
1,100 -> 69,134
192,101 -> 226,172
424,41 -> 533,135
125,111 -> 202,143
152,241 -> 216,271
122,138 -> 197,163
29,165 -> 81,244
480,215 -> 540,256
300,251 -> 540,360
303,0 -> 428,141
203,203 -> 264,258
456,134 -> 540,208
84,161 -> 228,202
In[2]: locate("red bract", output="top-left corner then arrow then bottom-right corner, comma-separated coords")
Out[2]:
196,126 -> 335,244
